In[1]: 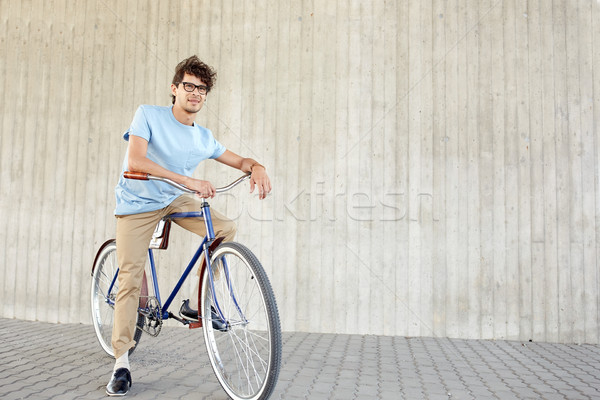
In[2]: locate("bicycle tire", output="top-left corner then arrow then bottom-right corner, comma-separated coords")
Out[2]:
201,242 -> 282,400
90,239 -> 144,357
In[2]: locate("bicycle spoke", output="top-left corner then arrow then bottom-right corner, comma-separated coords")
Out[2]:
231,328 -> 267,382
228,333 -> 254,393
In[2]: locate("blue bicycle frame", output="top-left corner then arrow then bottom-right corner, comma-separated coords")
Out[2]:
153,209 -> 211,319
106,171 -> 251,327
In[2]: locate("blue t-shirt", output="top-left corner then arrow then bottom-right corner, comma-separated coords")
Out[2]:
115,105 -> 226,215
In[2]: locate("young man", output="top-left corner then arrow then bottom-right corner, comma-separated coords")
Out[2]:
106,56 -> 271,396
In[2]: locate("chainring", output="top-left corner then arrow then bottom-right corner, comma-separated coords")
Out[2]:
139,296 -> 162,337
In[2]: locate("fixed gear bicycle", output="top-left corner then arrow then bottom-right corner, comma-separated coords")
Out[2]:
90,172 -> 282,400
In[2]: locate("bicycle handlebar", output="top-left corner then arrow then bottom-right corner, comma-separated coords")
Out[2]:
123,171 -> 251,195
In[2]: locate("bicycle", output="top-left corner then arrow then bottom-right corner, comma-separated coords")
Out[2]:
90,171 -> 282,400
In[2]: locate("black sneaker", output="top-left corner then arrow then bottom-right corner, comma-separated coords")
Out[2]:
180,299 -> 228,331
180,299 -> 198,321
106,368 -> 131,396
210,307 -> 229,332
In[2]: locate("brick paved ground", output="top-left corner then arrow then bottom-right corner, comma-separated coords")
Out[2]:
1,318 -> 599,399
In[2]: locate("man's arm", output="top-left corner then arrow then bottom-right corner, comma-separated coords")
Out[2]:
127,135 -> 218,197
216,150 -> 272,200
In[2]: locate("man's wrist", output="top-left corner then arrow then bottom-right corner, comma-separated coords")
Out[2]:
178,175 -> 192,187
250,162 -> 265,172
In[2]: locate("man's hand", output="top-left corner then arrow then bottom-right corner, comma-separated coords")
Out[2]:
249,166 -> 271,200
184,177 -> 216,198
214,151 -> 272,200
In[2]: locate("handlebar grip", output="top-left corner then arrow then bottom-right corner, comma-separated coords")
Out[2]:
123,171 -> 149,180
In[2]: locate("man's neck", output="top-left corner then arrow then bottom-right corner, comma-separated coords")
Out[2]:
172,106 -> 196,126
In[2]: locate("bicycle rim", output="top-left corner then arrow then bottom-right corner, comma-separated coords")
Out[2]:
91,241 -> 119,356
201,242 -> 281,400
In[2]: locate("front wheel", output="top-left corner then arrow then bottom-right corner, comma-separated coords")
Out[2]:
201,242 -> 282,400
90,240 -> 144,357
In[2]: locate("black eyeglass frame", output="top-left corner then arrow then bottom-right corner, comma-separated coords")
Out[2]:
177,81 -> 209,95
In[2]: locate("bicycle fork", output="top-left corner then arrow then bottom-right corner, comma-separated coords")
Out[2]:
206,251 -> 247,329
191,201 -> 247,330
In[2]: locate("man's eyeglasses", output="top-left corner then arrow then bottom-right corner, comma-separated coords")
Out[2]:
178,82 -> 208,95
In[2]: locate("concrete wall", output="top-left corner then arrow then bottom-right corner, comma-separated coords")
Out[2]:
1,0 -> 599,343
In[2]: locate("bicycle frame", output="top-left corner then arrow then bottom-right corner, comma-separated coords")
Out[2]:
109,172 -> 251,327
149,209 -> 213,320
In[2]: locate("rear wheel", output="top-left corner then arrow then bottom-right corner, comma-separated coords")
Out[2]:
201,242 -> 282,400
90,240 -> 144,357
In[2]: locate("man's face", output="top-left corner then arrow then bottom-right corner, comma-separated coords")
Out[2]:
171,73 -> 207,114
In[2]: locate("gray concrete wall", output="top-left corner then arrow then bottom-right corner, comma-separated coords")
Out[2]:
1,0 -> 599,343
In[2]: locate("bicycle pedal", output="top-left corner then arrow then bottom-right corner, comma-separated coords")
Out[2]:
188,321 -> 203,329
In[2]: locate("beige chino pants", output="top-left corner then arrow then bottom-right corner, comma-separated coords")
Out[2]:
112,194 -> 236,359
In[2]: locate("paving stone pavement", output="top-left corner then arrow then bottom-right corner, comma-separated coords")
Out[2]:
1,318 -> 600,399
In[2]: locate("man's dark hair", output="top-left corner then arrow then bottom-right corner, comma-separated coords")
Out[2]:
171,56 -> 217,104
